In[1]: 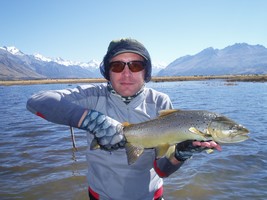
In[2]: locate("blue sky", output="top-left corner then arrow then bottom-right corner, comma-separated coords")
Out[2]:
1,0 -> 266,65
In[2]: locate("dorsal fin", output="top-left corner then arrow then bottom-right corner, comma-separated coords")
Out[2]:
159,109 -> 179,117
122,122 -> 131,127
122,122 -> 137,128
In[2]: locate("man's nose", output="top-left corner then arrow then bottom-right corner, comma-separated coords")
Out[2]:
121,65 -> 132,76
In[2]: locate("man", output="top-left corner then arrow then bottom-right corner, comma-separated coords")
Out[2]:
27,38 -> 220,200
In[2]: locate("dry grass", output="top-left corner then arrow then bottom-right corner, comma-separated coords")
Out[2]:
1,75 -> 267,86
0,78 -> 107,86
152,74 -> 267,82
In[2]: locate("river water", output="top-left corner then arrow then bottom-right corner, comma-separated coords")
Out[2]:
0,80 -> 266,200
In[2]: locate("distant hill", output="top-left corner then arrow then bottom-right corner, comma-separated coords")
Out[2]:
157,43 -> 267,76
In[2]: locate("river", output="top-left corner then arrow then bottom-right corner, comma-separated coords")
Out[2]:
0,80 -> 266,199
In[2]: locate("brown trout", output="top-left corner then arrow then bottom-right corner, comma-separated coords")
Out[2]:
123,109 -> 249,164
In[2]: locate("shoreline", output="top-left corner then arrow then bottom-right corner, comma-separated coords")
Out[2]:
1,74 -> 267,86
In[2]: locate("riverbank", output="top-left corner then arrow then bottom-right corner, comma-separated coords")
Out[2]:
1,74 -> 267,86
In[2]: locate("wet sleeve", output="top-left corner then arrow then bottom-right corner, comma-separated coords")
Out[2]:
26,89 -> 86,127
154,157 -> 183,177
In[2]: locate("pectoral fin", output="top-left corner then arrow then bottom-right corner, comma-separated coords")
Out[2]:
125,143 -> 144,165
189,127 -> 210,139
165,145 -> 176,159
155,144 -> 170,158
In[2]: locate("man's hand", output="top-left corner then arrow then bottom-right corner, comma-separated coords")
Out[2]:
174,140 -> 222,162
192,140 -> 222,151
79,109 -> 126,150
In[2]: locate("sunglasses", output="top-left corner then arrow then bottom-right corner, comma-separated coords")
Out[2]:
109,60 -> 146,73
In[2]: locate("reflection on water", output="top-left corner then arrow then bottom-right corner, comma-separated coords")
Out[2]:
0,81 -> 266,200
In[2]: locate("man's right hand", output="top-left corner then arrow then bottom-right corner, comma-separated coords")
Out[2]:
79,109 -> 126,150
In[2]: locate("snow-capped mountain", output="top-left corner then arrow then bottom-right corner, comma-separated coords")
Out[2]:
152,62 -> 166,75
0,46 -> 102,80
0,46 -> 24,56
80,59 -> 100,70
33,53 -> 52,62
33,53 -> 101,68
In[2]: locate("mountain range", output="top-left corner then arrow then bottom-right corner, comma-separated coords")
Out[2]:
0,46 -> 165,80
158,43 -> 267,76
1,43 -> 267,80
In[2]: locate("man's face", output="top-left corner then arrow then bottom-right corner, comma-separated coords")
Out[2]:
109,53 -> 145,97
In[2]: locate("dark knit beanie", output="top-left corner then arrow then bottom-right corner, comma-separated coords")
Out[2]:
100,38 -> 152,82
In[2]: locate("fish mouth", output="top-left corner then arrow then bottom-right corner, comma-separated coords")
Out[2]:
217,134 -> 249,143
238,133 -> 250,139
228,129 -> 250,142
215,127 -> 250,143
231,134 -> 249,141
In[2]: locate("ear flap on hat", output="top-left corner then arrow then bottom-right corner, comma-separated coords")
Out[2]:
100,61 -> 112,81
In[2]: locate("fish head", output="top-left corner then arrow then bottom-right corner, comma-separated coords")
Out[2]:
208,116 -> 249,143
